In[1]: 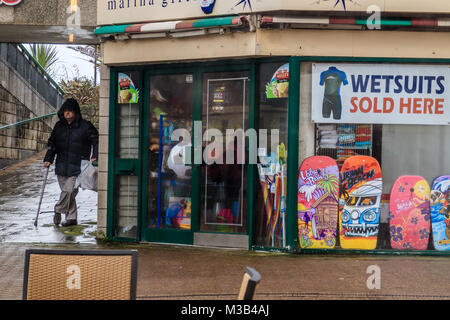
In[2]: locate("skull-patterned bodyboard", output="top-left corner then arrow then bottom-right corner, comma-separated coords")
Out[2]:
339,156 -> 382,249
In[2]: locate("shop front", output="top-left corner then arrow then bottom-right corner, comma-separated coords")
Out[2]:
96,0 -> 450,253
104,60 -> 292,249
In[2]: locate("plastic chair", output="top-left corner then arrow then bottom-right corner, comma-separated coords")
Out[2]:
23,249 -> 138,300
237,267 -> 261,300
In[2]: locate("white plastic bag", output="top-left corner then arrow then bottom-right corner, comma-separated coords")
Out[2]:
75,160 -> 98,191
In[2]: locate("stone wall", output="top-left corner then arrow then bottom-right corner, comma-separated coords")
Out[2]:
0,85 -> 53,169
96,62 -> 110,238
0,51 -> 59,169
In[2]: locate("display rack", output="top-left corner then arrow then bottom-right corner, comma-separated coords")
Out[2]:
315,124 -> 373,168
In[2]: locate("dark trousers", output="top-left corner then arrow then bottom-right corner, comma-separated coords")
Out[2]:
322,94 -> 342,120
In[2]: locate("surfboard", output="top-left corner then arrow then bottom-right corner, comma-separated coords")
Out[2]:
339,155 -> 382,250
271,174 -> 283,247
257,153 -> 277,247
389,175 -> 431,250
430,175 -> 450,251
298,156 -> 339,249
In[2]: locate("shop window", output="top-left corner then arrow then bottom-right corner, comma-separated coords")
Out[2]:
254,62 -> 289,248
116,71 -> 140,159
114,175 -> 138,238
303,61 -> 450,251
147,74 -> 193,230
113,70 -> 141,239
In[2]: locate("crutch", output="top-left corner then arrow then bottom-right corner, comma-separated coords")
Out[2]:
34,166 -> 49,227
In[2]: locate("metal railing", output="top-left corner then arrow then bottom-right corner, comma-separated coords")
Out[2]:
0,43 -> 65,109
0,112 -> 56,132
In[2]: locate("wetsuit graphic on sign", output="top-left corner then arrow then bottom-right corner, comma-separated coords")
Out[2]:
201,0 -> 216,14
320,67 -> 348,120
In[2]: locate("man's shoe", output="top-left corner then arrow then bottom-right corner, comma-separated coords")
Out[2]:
53,213 -> 61,226
61,219 -> 77,227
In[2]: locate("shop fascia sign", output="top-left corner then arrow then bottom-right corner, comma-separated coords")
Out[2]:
98,0 -> 450,25
99,0 -> 256,25
311,63 -> 450,125
0,0 -> 22,5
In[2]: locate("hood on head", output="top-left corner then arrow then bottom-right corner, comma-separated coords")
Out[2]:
58,98 -> 82,122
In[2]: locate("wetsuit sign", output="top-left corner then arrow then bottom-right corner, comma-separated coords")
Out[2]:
311,63 -> 450,125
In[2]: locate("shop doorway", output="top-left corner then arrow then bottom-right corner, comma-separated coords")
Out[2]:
139,69 -> 252,246
143,72 -> 195,244
200,72 -> 250,235
110,65 -> 255,247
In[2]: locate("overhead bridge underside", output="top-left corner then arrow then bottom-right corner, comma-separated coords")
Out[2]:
0,1 -> 98,44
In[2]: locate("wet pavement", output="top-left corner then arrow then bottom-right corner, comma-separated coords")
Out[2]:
0,154 -> 449,302
0,152 -> 98,244
1,241 -> 450,301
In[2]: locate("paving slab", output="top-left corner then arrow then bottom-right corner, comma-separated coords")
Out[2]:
1,242 -> 449,300
0,155 -> 449,302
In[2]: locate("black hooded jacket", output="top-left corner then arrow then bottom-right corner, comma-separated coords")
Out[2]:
44,100 -> 99,177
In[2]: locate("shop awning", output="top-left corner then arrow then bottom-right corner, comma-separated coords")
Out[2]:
260,16 -> 450,28
95,16 -> 247,37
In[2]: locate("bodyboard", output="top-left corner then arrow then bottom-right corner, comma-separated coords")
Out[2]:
389,175 -> 430,250
339,155 -> 382,249
298,156 -> 339,249
430,175 -> 450,251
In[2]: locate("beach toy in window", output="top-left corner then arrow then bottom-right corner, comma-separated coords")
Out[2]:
270,164 -> 286,247
165,198 -> 191,230
266,63 -> 289,99
167,142 -> 192,180
118,73 -> 139,104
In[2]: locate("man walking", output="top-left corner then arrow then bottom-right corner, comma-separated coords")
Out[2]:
43,98 -> 99,227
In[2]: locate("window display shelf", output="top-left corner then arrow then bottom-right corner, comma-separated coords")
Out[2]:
319,147 -> 371,150
315,124 -> 373,166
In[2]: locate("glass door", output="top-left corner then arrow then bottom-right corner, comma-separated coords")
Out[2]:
143,73 -> 194,243
200,71 -> 250,234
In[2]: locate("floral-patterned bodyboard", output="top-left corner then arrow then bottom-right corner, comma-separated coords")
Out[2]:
389,176 -> 431,250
